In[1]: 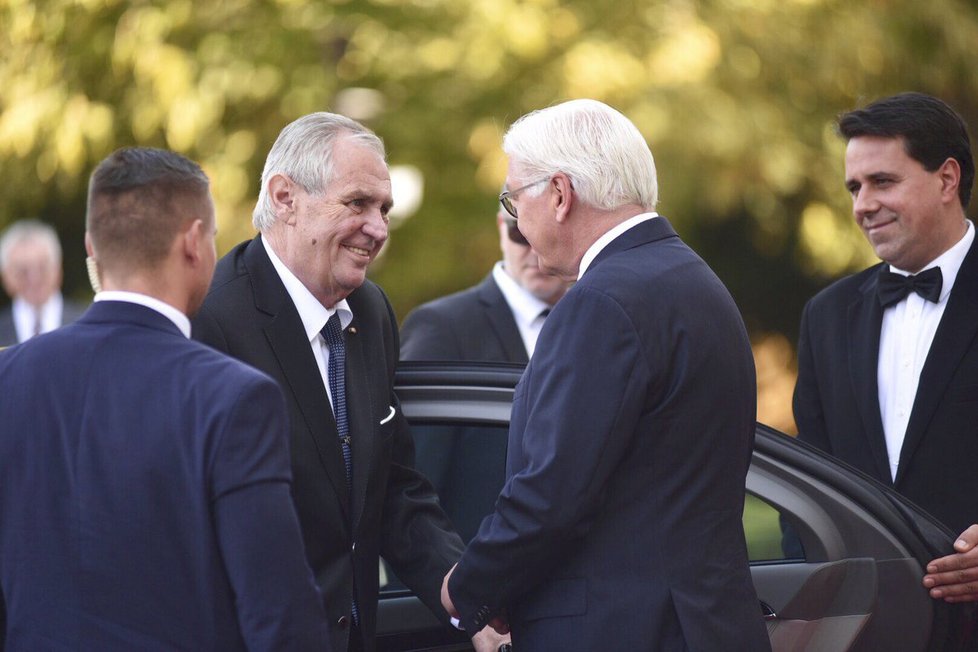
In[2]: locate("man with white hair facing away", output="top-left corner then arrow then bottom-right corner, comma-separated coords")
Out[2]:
440,99 -> 771,651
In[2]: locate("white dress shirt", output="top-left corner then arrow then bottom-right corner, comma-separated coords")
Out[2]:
492,262 -> 552,358
94,290 -> 192,338
878,220 -> 974,480
578,212 -> 659,279
262,237 -> 352,411
12,293 -> 65,342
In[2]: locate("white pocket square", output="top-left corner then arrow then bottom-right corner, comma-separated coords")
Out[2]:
380,405 -> 396,425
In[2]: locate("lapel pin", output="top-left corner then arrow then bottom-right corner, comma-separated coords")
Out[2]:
347,327 -> 357,334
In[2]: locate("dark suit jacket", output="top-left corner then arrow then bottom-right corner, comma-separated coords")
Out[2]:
0,297 -> 87,346
0,301 -> 328,651
399,273 -> 523,541
193,236 -> 464,652
400,274 -> 528,363
448,218 -> 770,651
794,238 -> 978,536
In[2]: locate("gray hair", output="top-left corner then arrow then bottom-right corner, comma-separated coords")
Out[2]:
0,219 -> 62,271
502,99 -> 658,212
252,112 -> 387,231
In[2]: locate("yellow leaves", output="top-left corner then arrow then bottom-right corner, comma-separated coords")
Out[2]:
467,120 -> 508,191
798,202 -> 876,277
646,19 -> 721,87
563,41 -> 646,100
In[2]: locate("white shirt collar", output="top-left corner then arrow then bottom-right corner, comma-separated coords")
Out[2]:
261,236 -> 352,342
492,261 -> 552,329
889,220 -> 974,302
578,212 -> 658,279
94,291 -> 191,338
12,293 -> 63,342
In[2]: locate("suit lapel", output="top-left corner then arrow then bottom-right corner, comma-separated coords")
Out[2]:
245,238 -> 351,520
846,270 -> 893,485
344,312 -> 375,534
477,275 -> 529,364
897,239 -> 978,484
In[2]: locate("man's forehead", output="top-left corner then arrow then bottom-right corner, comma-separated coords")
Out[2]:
844,136 -> 913,173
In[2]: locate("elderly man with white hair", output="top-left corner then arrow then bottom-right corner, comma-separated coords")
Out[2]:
440,99 -> 771,651
0,219 -> 86,346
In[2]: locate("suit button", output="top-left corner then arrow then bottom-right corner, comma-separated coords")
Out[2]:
337,615 -> 350,629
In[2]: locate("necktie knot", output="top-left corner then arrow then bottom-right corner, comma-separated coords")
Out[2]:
321,313 -> 344,347
877,266 -> 943,308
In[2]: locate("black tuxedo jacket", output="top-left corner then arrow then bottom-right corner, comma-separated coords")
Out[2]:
193,236 -> 463,652
400,273 -> 528,363
794,238 -> 978,535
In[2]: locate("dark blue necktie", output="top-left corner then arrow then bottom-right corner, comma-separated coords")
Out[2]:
321,313 -> 360,626
877,266 -> 943,308
322,313 -> 353,489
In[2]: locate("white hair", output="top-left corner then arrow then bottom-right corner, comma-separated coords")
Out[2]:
0,219 -> 62,271
502,99 -> 658,212
252,112 -> 386,231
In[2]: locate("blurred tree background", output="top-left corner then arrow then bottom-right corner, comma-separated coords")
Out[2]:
4,0 -> 978,431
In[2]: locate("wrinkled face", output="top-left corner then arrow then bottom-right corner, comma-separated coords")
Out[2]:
497,208 -> 568,305
281,136 -> 392,307
1,238 -> 61,307
503,161 -> 564,276
845,136 -> 963,273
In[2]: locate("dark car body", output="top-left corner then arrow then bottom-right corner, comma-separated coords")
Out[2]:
377,362 -> 976,651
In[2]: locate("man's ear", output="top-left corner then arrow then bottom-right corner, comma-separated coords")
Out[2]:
182,219 -> 205,264
268,174 -> 298,224
551,173 -> 574,223
938,157 -> 962,206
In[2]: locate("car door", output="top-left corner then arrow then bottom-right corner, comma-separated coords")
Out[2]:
376,362 -> 976,651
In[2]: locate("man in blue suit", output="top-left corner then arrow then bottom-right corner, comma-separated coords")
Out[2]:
0,147 -> 329,650
441,100 -> 770,651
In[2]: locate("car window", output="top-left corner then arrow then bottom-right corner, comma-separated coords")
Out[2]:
744,493 -> 804,561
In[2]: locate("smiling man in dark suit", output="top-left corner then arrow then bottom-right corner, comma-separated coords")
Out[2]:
0,147 -> 329,649
401,204 -> 570,363
192,113 -> 473,652
794,92 -> 978,603
440,99 -> 770,651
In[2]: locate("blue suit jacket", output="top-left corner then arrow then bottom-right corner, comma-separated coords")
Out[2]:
449,218 -> 770,651
0,301 -> 328,650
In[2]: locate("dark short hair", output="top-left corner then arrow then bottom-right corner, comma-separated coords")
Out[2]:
838,92 -> 975,209
86,147 -> 211,271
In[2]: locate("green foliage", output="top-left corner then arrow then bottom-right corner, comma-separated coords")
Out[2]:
4,0 -> 978,345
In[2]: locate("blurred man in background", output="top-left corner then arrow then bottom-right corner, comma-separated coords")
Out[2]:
0,219 -> 86,346
401,205 -> 571,362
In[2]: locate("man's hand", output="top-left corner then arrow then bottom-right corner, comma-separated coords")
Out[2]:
441,563 -> 459,618
923,524 -> 978,602
472,625 -> 511,652
442,563 -> 510,637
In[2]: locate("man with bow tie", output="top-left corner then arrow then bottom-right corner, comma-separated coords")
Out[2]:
793,92 -> 978,603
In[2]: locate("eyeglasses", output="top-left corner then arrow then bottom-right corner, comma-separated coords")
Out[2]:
498,177 -> 550,219
502,215 -> 529,246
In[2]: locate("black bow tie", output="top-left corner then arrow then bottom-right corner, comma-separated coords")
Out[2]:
877,266 -> 943,308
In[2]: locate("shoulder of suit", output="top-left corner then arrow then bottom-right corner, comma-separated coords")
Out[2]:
807,263 -> 883,308
404,282 -> 485,319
